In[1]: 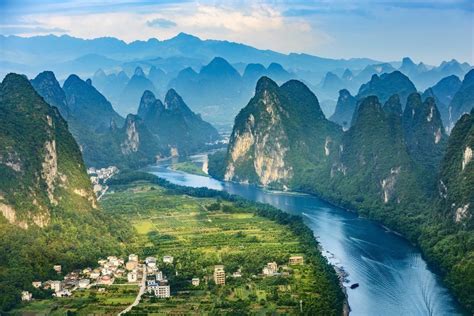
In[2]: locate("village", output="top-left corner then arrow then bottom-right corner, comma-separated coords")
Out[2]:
21,252 -> 305,306
87,166 -> 119,199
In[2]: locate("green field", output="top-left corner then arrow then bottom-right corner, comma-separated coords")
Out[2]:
170,161 -> 208,176
11,285 -> 138,315
101,180 -> 341,315
13,175 -> 342,315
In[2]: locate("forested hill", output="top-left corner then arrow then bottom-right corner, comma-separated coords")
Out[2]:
209,77 -> 474,312
0,73 -> 134,311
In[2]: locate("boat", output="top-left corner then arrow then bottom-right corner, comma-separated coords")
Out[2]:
350,283 -> 359,289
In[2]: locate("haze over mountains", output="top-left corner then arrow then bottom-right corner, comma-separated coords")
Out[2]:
1,34 -> 471,125
29,70 -> 220,169
1,30 -> 473,313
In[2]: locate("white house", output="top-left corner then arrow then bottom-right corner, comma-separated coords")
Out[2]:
146,257 -> 157,268
127,271 -> 138,282
51,281 -> 62,292
21,291 -> 32,301
192,278 -> 200,286
78,279 -> 90,289
32,281 -> 42,288
129,254 -> 138,262
262,262 -> 278,276
163,256 -> 174,264
149,285 -> 170,298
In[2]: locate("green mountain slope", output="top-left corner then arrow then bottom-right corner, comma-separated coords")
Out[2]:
0,73 -> 133,311
0,73 -> 96,227
211,77 -> 473,312
221,77 -> 341,188
137,89 -> 220,156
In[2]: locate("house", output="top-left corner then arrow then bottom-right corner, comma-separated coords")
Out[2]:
21,291 -> 32,301
127,271 -> 138,282
129,254 -> 138,262
147,265 -> 158,274
192,278 -> 200,286
54,290 -> 72,297
126,261 -> 138,271
100,275 -> 113,285
155,271 -> 164,281
163,255 -> 174,264
101,267 -> 112,276
149,284 -> 170,298
51,281 -> 62,292
289,256 -> 304,265
90,270 -> 101,279
32,281 -> 42,288
82,268 -> 92,275
262,262 -> 278,276
107,256 -> 119,266
78,279 -> 90,289
213,265 -> 225,285
53,265 -> 62,273
146,257 -> 157,268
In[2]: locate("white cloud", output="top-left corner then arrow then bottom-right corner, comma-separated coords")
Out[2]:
20,2 -> 331,54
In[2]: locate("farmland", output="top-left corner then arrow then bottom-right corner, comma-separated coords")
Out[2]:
12,173 -> 343,315
100,178 -> 342,315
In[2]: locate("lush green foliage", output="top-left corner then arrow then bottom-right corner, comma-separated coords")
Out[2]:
0,74 -> 135,312
211,76 -> 474,312
107,171 -> 345,315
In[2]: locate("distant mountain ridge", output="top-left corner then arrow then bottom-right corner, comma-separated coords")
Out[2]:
31,70 -> 220,168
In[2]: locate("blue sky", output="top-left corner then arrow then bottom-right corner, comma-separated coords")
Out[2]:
0,0 -> 473,64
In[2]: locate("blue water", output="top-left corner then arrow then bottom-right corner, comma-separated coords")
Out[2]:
144,155 -> 464,316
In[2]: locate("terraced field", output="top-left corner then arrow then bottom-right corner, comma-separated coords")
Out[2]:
12,178 -> 343,315
101,182 -> 334,315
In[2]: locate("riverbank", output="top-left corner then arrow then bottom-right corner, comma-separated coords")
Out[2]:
105,171 -> 346,315
145,157 -> 465,315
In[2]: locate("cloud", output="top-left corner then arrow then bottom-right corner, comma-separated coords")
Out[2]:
146,18 -> 177,29
17,3 -> 331,54
1,0 -> 471,64
0,25 -> 68,35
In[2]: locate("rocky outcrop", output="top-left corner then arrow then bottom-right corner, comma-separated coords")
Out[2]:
121,117 -> 140,155
0,73 -> 97,228
41,140 -> 58,205
223,77 -> 338,187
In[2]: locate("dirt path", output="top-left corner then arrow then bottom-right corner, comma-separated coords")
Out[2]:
118,265 -> 146,315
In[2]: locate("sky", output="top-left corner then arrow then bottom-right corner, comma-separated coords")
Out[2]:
0,0 -> 473,65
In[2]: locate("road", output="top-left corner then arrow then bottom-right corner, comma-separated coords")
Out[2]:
118,265 -> 146,315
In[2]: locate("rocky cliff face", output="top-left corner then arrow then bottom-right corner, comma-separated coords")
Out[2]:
422,75 -> 461,130
0,73 -> 96,228
438,109 -> 473,226
223,77 -> 340,188
225,78 -> 292,185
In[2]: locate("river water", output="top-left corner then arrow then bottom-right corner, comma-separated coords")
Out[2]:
144,155 -> 464,316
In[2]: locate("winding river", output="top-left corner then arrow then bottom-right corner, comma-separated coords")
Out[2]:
144,154 -> 464,316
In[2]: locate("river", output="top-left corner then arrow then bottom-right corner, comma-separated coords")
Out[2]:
144,154 -> 464,316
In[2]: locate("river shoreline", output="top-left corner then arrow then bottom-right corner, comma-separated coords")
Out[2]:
144,156 -> 464,315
